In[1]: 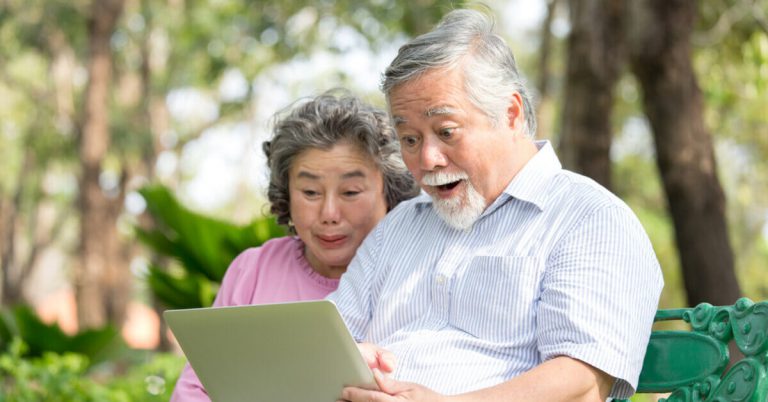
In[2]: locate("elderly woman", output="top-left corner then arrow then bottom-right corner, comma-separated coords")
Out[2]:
170,90 -> 419,401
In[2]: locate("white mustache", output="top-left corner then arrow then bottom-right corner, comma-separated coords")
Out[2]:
421,171 -> 469,186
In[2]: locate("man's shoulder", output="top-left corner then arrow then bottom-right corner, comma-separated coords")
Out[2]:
549,169 -> 630,212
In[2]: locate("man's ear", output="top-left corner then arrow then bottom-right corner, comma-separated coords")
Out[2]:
506,92 -> 525,132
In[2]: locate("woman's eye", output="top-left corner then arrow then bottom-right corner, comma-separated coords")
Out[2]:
302,190 -> 319,197
343,191 -> 361,197
399,136 -> 419,148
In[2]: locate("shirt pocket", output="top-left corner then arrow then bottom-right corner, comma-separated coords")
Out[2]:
450,256 -> 543,343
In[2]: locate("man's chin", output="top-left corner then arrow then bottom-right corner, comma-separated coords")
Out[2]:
429,186 -> 487,231
432,200 -> 479,231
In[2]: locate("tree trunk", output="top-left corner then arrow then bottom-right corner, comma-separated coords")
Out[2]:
534,0 -> 559,139
76,0 -> 127,329
1,149 -> 33,306
628,0 -> 740,306
138,0 -> 175,350
0,192 -> 21,306
558,0 -> 626,190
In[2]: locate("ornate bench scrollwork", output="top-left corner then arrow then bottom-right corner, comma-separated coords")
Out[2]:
613,297 -> 768,402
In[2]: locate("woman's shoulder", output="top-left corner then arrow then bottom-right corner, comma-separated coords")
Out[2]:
215,236 -> 303,306
232,236 -> 302,267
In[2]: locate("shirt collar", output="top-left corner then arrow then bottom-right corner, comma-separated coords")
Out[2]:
412,140 -> 562,212
500,140 -> 561,211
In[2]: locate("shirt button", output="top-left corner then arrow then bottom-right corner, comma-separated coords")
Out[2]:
436,274 -> 447,285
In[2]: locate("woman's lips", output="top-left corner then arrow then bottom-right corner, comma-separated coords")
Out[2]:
316,234 -> 348,248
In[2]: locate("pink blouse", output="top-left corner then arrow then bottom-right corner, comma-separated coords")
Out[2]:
170,236 -> 340,401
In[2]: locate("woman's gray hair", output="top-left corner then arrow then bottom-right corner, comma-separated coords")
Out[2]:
381,8 -> 537,138
263,90 -> 420,229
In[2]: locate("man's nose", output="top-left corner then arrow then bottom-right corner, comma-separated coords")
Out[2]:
320,195 -> 341,224
419,137 -> 448,171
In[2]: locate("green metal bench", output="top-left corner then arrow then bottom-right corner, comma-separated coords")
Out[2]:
613,297 -> 768,402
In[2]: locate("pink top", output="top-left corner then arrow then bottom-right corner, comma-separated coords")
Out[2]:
170,236 -> 340,402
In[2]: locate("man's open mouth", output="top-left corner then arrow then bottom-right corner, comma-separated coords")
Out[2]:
437,180 -> 462,191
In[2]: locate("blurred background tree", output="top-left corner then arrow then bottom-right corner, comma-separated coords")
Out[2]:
0,0 -> 461,330
556,0 -> 760,307
0,0 -> 766,398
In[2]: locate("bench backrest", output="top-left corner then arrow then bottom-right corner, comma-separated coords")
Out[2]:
613,297 -> 768,401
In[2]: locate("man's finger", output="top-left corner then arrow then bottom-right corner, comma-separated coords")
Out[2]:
341,385 -> 387,402
377,350 -> 397,373
373,368 -> 413,396
373,368 -> 391,393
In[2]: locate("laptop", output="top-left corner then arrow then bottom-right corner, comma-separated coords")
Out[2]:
164,300 -> 376,402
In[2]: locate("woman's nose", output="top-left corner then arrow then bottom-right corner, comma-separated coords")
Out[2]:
320,195 -> 341,224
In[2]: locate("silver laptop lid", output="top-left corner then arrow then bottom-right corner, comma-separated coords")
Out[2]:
165,300 -> 375,402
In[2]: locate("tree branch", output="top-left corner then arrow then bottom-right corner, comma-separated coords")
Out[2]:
19,199 -> 71,286
692,1 -> 753,47
752,1 -> 768,35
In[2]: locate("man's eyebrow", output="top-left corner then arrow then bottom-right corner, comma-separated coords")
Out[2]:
425,106 -> 457,117
392,106 -> 456,126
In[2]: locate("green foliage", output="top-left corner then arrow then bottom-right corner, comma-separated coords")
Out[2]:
0,339 -> 106,402
0,305 -> 118,365
93,351 -> 186,402
694,9 -> 768,304
131,0 -> 460,93
612,143 -> 688,311
136,184 -> 286,309
0,339 -> 185,402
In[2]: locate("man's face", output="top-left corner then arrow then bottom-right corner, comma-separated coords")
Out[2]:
388,67 -> 528,229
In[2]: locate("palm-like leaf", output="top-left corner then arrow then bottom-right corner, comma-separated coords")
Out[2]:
0,305 -> 118,364
136,184 -> 285,309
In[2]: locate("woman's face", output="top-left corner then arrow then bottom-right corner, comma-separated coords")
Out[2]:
288,143 -> 387,278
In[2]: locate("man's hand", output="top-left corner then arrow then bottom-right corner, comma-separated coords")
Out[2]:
357,343 -> 397,374
340,355 -> 612,402
339,368 -> 447,402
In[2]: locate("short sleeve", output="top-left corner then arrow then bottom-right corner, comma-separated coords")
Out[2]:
537,205 -> 663,399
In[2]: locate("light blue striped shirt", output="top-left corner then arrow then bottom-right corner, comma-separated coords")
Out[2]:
327,141 -> 663,399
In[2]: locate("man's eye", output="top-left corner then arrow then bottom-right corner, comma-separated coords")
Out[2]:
439,127 -> 455,138
302,190 -> 319,197
343,191 -> 361,197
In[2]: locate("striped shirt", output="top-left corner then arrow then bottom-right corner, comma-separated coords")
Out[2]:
327,141 -> 663,399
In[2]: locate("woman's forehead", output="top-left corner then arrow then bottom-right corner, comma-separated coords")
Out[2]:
289,144 -> 380,179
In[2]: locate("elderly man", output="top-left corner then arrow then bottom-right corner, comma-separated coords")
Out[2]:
329,8 -> 663,402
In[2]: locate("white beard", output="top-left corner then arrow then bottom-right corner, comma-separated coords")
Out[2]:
421,171 -> 487,231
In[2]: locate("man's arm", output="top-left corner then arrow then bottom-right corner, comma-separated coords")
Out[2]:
341,356 -> 613,402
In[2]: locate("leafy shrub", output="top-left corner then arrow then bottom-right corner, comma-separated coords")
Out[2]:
136,184 -> 285,309
0,338 -> 185,402
0,305 -> 117,364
